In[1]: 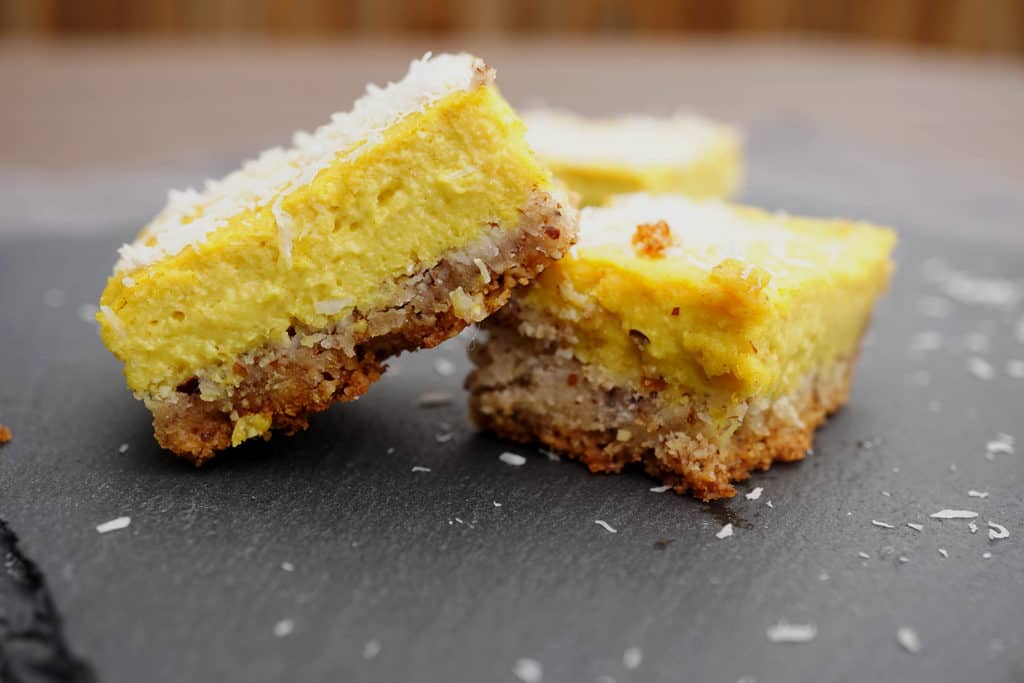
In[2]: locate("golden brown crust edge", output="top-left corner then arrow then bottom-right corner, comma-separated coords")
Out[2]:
147,187 -> 577,464
466,333 -> 855,501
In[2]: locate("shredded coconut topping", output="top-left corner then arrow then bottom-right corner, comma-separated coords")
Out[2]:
571,194 -> 867,284
595,519 -> 618,534
716,523 -> 734,539
115,53 -> 485,274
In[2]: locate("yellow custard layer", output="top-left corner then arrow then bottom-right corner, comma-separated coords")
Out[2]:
100,83 -> 551,396
519,195 -> 895,410
523,111 -> 742,207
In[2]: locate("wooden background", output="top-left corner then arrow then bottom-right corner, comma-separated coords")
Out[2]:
3,0 -> 1023,55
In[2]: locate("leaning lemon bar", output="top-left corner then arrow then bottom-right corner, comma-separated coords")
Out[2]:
98,53 -> 577,463
467,194 -> 894,500
523,110 -> 742,207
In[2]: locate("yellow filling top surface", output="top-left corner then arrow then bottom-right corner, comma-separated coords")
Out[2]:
523,111 -> 742,206
520,194 -> 895,407
99,84 -> 551,395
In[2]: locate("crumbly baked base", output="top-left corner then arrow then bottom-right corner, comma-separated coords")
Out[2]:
466,329 -> 855,501
147,187 -> 576,464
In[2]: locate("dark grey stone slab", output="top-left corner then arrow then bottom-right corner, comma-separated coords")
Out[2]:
0,123 -> 1022,683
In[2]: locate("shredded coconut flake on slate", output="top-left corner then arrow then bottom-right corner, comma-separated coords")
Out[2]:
539,447 -> 561,462
986,433 -> 1015,457
745,487 -> 764,501
118,443 -> 129,454
766,500 -> 774,509
930,509 -> 978,520
411,466 -> 431,472
96,516 -> 131,534
897,627 -> 921,654
281,561 -> 294,572
931,264 -> 1022,308
987,522 -> 1009,541
595,520 -> 617,534
967,490 -> 989,498
623,647 -> 643,670
766,622 -> 817,644
499,451 -> 526,466
983,551 -> 993,559
967,357 -> 995,380
649,485 -> 672,493
435,432 -> 454,444
493,501 -> 502,507
514,658 -> 543,683
858,551 -> 871,560
415,392 -> 454,408
907,523 -> 924,532
938,548 -> 949,558
273,619 -> 294,637
363,639 -> 381,659
969,522 -> 979,534
716,523 -> 734,540
872,520 -> 895,529
433,357 -> 456,377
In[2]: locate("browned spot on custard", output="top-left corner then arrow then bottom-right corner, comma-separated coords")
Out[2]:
631,220 -> 672,258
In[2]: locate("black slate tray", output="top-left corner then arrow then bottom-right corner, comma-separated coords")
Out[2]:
1,123 -> 1022,683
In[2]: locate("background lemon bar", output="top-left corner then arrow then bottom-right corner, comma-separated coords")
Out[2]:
98,53 -> 577,463
523,109 -> 742,207
467,193 -> 894,500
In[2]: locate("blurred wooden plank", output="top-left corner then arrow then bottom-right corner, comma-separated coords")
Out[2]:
1,38 -> 1021,184
1,0 -> 1022,55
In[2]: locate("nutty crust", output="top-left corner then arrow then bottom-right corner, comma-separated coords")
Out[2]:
148,188 -> 577,464
0,424 -> 11,445
466,329 -> 855,501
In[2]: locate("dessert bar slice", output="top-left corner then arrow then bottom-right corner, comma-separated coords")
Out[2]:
467,193 -> 894,500
98,53 -> 577,463
523,110 -> 742,207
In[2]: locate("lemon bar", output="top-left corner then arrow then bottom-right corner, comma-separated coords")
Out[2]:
467,194 -> 894,500
98,53 -> 577,463
523,110 -> 742,207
